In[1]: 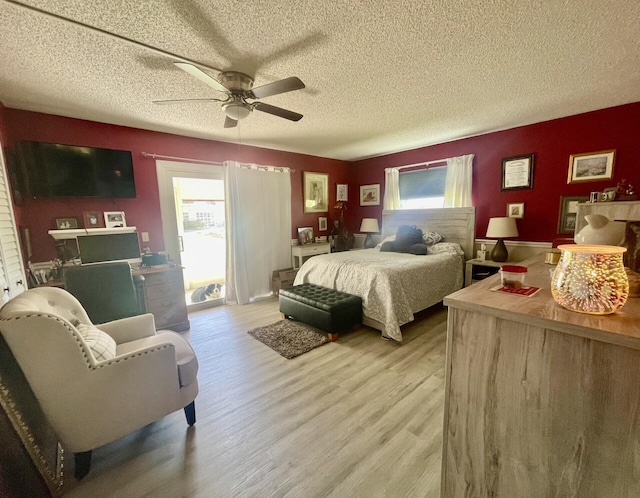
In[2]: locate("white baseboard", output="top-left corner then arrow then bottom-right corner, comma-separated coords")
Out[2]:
474,239 -> 552,263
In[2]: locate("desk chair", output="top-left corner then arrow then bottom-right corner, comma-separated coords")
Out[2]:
63,262 -> 146,325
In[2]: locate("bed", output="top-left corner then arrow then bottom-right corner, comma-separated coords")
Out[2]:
293,207 -> 476,341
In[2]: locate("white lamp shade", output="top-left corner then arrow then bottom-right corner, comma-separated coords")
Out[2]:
360,218 -> 379,233
486,217 -> 518,238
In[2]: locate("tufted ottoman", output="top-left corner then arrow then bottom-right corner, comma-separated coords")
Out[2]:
279,283 -> 362,341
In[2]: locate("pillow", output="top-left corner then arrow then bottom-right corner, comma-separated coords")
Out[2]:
423,231 -> 445,245
427,242 -> 464,256
76,323 -> 117,362
376,235 -> 395,249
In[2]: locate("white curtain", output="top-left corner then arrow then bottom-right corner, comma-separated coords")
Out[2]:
383,167 -> 400,210
224,161 -> 292,304
444,154 -> 474,207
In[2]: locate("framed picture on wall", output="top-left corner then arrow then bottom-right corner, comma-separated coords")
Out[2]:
360,184 -> 380,206
501,154 -> 535,190
336,184 -> 348,202
558,196 -> 588,234
567,150 -> 615,183
507,202 -> 524,219
303,172 -> 329,213
318,217 -> 328,231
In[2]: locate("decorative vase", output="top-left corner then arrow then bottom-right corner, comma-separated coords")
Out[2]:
574,214 -> 626,246
551,244 -> 629,315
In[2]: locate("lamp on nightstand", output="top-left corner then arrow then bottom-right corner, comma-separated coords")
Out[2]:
360,218 -> 380,249
486,217 -> 518,262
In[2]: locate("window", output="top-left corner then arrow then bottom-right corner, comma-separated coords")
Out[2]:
399,166 -> 446,209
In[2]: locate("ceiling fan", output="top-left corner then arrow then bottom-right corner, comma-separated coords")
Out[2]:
153,62 -> 305,128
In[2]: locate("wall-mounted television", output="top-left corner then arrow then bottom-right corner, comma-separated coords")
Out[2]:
15,141 -> 136,199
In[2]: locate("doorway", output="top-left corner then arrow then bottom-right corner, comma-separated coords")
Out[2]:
156,160 -> 225,310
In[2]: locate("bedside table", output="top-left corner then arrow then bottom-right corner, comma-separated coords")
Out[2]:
291,242 -> 331,269
465,259 -> 504,287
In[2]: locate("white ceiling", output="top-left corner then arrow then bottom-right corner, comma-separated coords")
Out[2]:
1,0 -> 639,161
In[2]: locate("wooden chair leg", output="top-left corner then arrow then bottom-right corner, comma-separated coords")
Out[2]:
327,333 -> 339,342
74,450 -> 92,480
184,401 -> 196,426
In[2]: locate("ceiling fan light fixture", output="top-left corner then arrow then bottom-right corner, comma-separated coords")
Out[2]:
222,101 -> 252,121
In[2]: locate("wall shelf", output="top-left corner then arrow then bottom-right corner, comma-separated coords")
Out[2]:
48,226 -> 137,241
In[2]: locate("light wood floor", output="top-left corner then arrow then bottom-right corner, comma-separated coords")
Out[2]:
64,298 -> 447,497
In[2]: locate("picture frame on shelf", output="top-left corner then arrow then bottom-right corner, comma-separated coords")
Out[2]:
55,217 -> 78,230
297,226 -> 314,245
303,172 -> 329,213
501,153 -> 534,191
336,184 -> 348,202
318,217 -> 328,231
567,150 -> 615,184
603,187 -> 617,201
507,202 -> 524,219
104,211 -> 126,228
360,184 -> 380,206
558,196 -> 588,234
83,211 -> 104,228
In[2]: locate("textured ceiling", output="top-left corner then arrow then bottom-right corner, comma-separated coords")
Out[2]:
1,0 -> 639,161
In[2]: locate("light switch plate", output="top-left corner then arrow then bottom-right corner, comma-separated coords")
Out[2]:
141,232 -> 150,242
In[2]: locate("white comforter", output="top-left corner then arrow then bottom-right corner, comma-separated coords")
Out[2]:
293,249 -> 464,341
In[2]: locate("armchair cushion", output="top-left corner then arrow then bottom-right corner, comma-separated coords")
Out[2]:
77,323 -> 117,362
116,330 -> 198,388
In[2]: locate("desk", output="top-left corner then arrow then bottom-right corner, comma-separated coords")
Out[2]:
442,254 -> 640,496
291,243 -> 331,269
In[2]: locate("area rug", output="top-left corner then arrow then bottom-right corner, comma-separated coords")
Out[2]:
247,320 -> 329,359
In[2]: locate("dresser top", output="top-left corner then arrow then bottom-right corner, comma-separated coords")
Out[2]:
445,253 -> 640,350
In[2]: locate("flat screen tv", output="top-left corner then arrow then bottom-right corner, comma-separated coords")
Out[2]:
76,233 -> 142,265
15,141 -> 136,198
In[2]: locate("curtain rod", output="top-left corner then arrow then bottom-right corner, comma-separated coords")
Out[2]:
395,158 -> 448,171
141,152 -> 223,166
141,152 -> 295,172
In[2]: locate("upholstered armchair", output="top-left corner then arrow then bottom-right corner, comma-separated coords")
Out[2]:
0,287 -> 198,479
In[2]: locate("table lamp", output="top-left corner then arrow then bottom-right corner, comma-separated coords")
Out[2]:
360,218 -> 380,249
486,217 -> 518,262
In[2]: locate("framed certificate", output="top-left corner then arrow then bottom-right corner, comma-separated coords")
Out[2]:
501,154 -> 534,191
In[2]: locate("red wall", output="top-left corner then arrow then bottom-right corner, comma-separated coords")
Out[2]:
2,109 -> 348,262
347,103 -> 640,242
2,103 -> 639,264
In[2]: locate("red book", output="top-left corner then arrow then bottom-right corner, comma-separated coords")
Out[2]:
490,285 -> 541,297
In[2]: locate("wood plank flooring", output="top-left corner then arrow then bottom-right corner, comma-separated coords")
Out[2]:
63,298 -> 447,497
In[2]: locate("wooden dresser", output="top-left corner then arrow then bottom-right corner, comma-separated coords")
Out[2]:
134,265 -> 189,332
442,253 -> 640,497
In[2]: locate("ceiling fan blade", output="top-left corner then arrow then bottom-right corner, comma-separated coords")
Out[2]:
254,102 -> 303,122
153,98 -> 220,105
174,62 -> 229,93
250,77 -> 305,99
224,116 -> 238,128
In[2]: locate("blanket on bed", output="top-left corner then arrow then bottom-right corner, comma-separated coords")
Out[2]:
293,248 -> 463,341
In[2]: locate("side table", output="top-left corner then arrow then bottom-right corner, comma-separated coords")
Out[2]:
291,242 -> 331,269
464,259 -> 504,287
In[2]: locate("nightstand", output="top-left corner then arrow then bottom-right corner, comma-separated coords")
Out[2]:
464,259 -> 504,287
291,242 -> 331,269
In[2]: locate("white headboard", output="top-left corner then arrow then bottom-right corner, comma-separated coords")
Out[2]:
381,208 -> 476,260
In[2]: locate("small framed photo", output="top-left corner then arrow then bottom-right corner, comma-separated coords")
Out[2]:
303,172 -> 329,213
55,217 -> 78,230
603,187 -> 617,201
297,226 -> 314,245
318,217 -> 328,232
558,196 -> 588,234
501,154 -> 534,191
83,211 -> 104,228
567,150 -> 615,184
336,184 -> 348,202
104,211 -> 126,228
507,202 -> 524,219
360,184 -> 380,206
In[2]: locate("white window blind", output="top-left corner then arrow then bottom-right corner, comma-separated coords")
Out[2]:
399,166 -> 446,208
